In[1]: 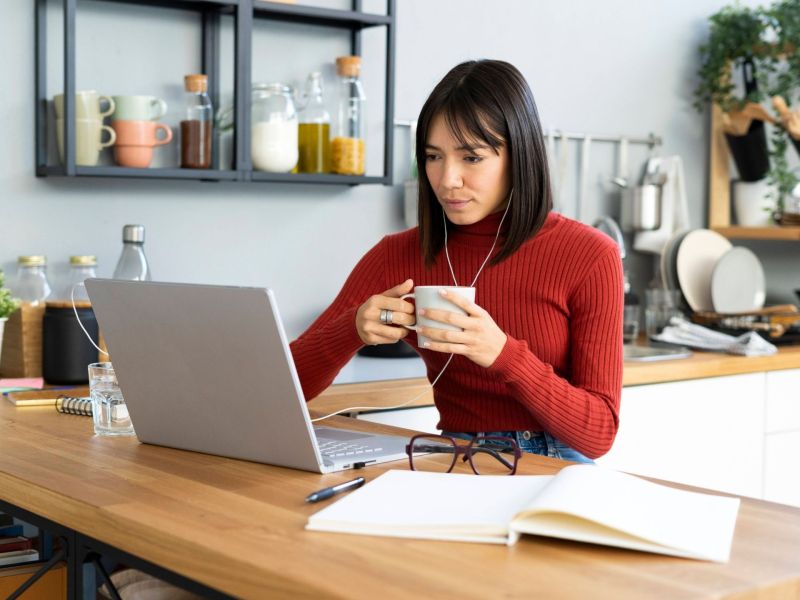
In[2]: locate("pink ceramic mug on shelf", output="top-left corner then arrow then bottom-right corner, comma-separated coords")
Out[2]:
111,119 -> 173,168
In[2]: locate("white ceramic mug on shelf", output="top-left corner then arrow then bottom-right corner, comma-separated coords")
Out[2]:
400,286 -> 475,347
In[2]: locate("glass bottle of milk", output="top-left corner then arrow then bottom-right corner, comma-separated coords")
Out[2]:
251,83 -> 299,173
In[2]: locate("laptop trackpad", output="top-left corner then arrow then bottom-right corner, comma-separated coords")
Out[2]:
314,427 -> 375,442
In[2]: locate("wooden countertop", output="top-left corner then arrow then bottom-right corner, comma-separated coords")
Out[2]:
622,343 -> 800,386
310,345 -> 800,415
2,401 -> 800,598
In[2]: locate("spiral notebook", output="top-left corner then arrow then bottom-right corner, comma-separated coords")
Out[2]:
5,386 -> 89,407
5,390 -> 92,415
55,395 -> 92,416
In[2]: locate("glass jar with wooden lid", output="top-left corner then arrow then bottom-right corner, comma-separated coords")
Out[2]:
332,55 -> 366,175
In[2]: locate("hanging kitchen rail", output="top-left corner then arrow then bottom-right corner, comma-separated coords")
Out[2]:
395,121 -> 662,147
543,130 -> 662,148
35,0 -> 396,185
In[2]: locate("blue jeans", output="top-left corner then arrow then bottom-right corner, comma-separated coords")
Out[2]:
442,430 -> 594,464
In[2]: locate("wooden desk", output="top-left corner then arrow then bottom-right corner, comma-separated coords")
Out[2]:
1,401 -> 800,599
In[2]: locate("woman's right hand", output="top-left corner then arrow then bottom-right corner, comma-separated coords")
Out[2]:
355,279 -> 416,345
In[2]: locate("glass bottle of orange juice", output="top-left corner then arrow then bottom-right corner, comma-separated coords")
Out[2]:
331,56 -> 366,176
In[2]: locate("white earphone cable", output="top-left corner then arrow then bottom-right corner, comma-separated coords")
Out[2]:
71,283 -> 109,356
312,190 -> 513,423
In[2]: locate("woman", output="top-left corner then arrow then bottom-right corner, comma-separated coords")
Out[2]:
290,59 -> 623,462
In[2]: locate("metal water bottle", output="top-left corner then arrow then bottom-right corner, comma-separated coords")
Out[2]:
113,225 -> 152,281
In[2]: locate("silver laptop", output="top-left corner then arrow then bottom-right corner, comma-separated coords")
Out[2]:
85,279 -> 409,473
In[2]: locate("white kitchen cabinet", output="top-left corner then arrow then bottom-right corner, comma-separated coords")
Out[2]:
348,366 -> 800,505
597,373 -> 766,498
764,431 -> 800,507
765,369 -> 800,433
763,369 -> 800,507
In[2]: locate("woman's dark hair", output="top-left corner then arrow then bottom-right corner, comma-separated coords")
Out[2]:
416,59 -> 552,267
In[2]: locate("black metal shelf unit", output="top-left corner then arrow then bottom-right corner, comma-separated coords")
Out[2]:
35,0 -> 396,185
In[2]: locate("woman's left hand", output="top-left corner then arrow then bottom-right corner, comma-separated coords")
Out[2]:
417,289 -> 507,368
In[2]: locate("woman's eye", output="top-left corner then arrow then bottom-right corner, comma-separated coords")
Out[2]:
464,155 -> 483,164
425,154 -> 440,162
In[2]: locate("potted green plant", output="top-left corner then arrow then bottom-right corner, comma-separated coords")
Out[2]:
694,4 -> 775,182
764,0 -> 800,218
0,270 -> 21,364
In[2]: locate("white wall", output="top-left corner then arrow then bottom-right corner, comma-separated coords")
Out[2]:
2,0 -> 796,348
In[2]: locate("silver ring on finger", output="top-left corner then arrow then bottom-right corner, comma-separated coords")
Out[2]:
379,309 -> 394,325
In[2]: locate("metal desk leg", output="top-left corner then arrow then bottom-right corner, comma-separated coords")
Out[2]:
6,546 -> 67,600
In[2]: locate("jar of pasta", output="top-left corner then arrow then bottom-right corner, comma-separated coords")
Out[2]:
332,56 -> 366,175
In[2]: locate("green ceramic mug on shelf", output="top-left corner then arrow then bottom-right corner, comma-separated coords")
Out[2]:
112,95 -> 168,121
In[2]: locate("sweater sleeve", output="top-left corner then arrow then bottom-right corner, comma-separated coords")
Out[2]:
488,246 -> 624,458
289,238 -> 389,401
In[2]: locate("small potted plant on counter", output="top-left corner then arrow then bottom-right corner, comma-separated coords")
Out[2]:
0,270 -> 21,364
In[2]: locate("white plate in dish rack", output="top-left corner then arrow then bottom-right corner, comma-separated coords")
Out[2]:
711,246 -> 766,313
676,229 -> 732,312
660,229 -> 689,292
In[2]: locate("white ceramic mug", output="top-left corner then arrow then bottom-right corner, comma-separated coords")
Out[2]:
56,117 -> 116,166
54,90 -> 115,120
400,286 -> 475,347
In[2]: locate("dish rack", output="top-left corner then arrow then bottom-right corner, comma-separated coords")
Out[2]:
691,304 -> 800,343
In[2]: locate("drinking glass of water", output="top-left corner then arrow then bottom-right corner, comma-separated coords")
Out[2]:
88,362 -> 135,436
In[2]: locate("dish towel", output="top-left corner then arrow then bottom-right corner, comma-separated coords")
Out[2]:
653,317 -> 778,356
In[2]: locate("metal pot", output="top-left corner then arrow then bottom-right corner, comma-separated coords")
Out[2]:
632,183 -> 662,231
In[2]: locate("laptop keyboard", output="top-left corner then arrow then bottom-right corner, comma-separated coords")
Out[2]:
317,440 -> 383,458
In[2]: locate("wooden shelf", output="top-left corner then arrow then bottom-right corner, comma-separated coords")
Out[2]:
712,225 -> 800,241
707,104 -> 800,240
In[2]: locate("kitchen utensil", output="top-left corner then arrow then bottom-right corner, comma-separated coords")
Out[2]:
547,130 -> 569,214
660,230 -> 680,290
632,183 -> 661,230
623,344 -> 692,362
623,305 -> 640,344
711,247 -> 766,314
676,229 -> 732,312
723,60 -> 770,182
692,305 -> 800,340
645,288 -> 683,339
56,118 -> 116,166
593,216 -> 626,260
660,229 -> 690,300
632,156 -> 690,256
577,135 -> 591,221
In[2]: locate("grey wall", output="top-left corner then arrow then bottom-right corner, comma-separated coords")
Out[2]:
1,0 -> 797,348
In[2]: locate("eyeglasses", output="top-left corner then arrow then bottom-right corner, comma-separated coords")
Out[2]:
405,434 -> 521,475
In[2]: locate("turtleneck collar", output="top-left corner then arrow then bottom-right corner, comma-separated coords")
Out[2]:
447,210 -> 559,248
446,210 -> 506,249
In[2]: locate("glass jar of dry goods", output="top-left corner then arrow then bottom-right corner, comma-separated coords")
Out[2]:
331,56 -> 366,175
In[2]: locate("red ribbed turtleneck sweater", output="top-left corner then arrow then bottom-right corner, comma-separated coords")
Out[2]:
290,211 -> 624,458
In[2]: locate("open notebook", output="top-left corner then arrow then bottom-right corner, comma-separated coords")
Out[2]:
306,465 -> 741,563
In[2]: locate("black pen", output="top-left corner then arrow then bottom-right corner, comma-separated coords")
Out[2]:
305,476 -> 366,503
